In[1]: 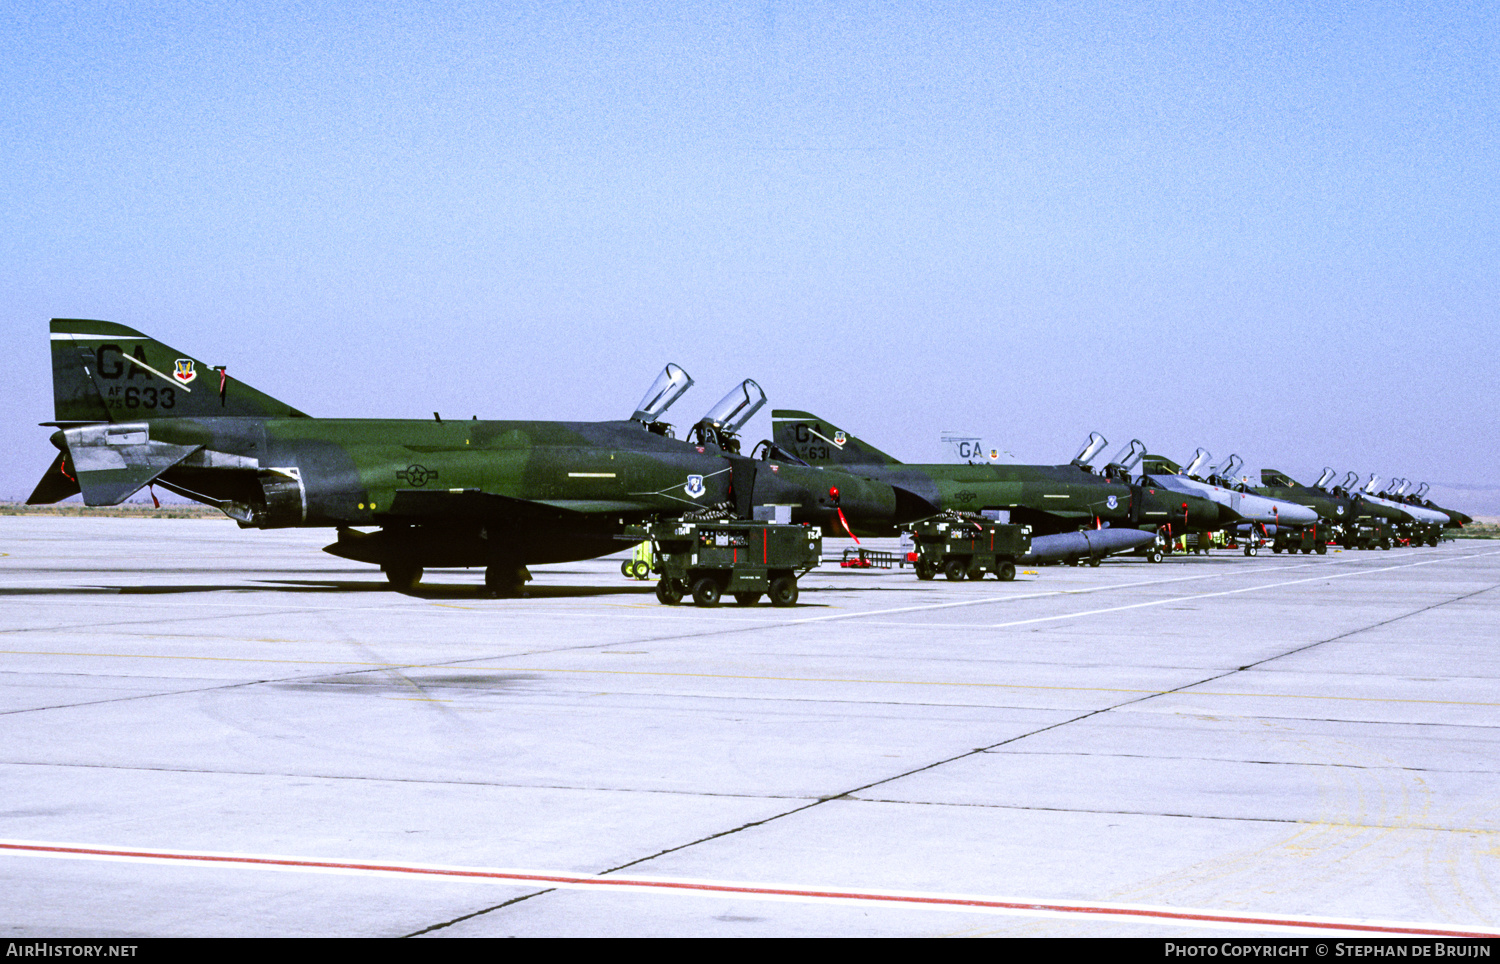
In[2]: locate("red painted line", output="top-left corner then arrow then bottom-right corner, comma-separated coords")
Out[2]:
3,841 -> 1497,936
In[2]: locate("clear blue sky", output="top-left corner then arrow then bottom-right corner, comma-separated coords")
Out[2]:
3,2 -> 1496,509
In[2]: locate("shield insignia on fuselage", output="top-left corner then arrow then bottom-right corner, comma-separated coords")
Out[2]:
1107,495 -> 1118,510
684,474 -> 705,499
833,431 -> 846,446
173,359 -> 197,385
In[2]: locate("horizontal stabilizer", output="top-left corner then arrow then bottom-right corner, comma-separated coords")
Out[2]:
26,453 -> 82,505
61,424 -> 201,506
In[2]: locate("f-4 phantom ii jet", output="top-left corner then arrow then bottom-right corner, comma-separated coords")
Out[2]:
1359,475 -> 1454,546
28,319 -> 918,593
770,411 -> 1227,560
1139,450 -> 1319,554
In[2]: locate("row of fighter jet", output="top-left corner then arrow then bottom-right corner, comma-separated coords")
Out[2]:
29,319 -> 1470,591
766,413 -> 1470,562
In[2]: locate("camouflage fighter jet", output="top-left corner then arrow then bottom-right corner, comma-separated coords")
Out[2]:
28,319 -> 916,593
770,411 -> 1221,555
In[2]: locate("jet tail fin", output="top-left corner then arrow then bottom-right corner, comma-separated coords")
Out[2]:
1260,469 -> 1297,488
49,318 -> 309,423
771,410 -> 902,467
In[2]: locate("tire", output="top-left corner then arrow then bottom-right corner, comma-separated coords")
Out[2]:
382,564 -> 422,592
914,561 -> 936,581
769,575 -> 799,607
943,558 -> 967,581
1245,545 -> 1258,557
1088,555 -> 1101,567
1316,543 -> 1327,555
620,559 -> 634,578
996,562 -> 1016,582
691,576 -> 722,607
655,579 -> 683,606
632,559 -> 651,580
1301,547 -> 1312,554
1272,545 -> 1283,554
1146,548 -> 1163,564
485,564 -> 528,597
733,591 -> 763,606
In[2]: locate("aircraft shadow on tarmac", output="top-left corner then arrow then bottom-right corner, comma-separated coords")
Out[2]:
274,670 -> 543,696
0,581 -> 661,598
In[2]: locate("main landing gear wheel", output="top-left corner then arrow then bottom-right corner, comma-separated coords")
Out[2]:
1145,548 -> 1163,564
943,558 -> 967,582
1243,545 -> 1258,557
485,563 -> 529,597
655,579 -> 683,605
382,564 -> 422,592
691,577 -> 722,607
768,575 -> 799,607
996,562 -> 1016,582
1088,556 -> 1102,567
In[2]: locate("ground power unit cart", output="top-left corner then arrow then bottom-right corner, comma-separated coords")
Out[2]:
636,519 -> 823,607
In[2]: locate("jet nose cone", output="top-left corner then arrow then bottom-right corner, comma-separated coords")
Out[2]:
1274,502 -> 1319,526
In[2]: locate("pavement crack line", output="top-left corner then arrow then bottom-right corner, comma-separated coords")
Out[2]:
407,554 -> 1500,934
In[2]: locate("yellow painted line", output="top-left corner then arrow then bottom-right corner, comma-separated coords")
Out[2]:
1,649 -> 1497,707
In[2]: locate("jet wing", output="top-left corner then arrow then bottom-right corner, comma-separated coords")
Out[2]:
386,489 -> 651,523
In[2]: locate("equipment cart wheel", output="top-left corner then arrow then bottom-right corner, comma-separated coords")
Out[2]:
1316,543 -> 1328,555
632,560 -> 651,579
914,561 -> 936,581
943,558 -> 967,581
382,564 -> 422,592
691,576 -> 722,607
996,561 -> 1016,582
620,559 -> 634,578
655,579 -> 683,606
733,591 -> 763,606
768,575 -> 799,607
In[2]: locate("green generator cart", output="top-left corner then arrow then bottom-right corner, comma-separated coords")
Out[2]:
639,520 -> 823,607
911,516 -> 1031,582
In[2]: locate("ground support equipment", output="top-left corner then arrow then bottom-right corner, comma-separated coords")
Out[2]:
637,520 -> 822,607
910,515 -> 1030,582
